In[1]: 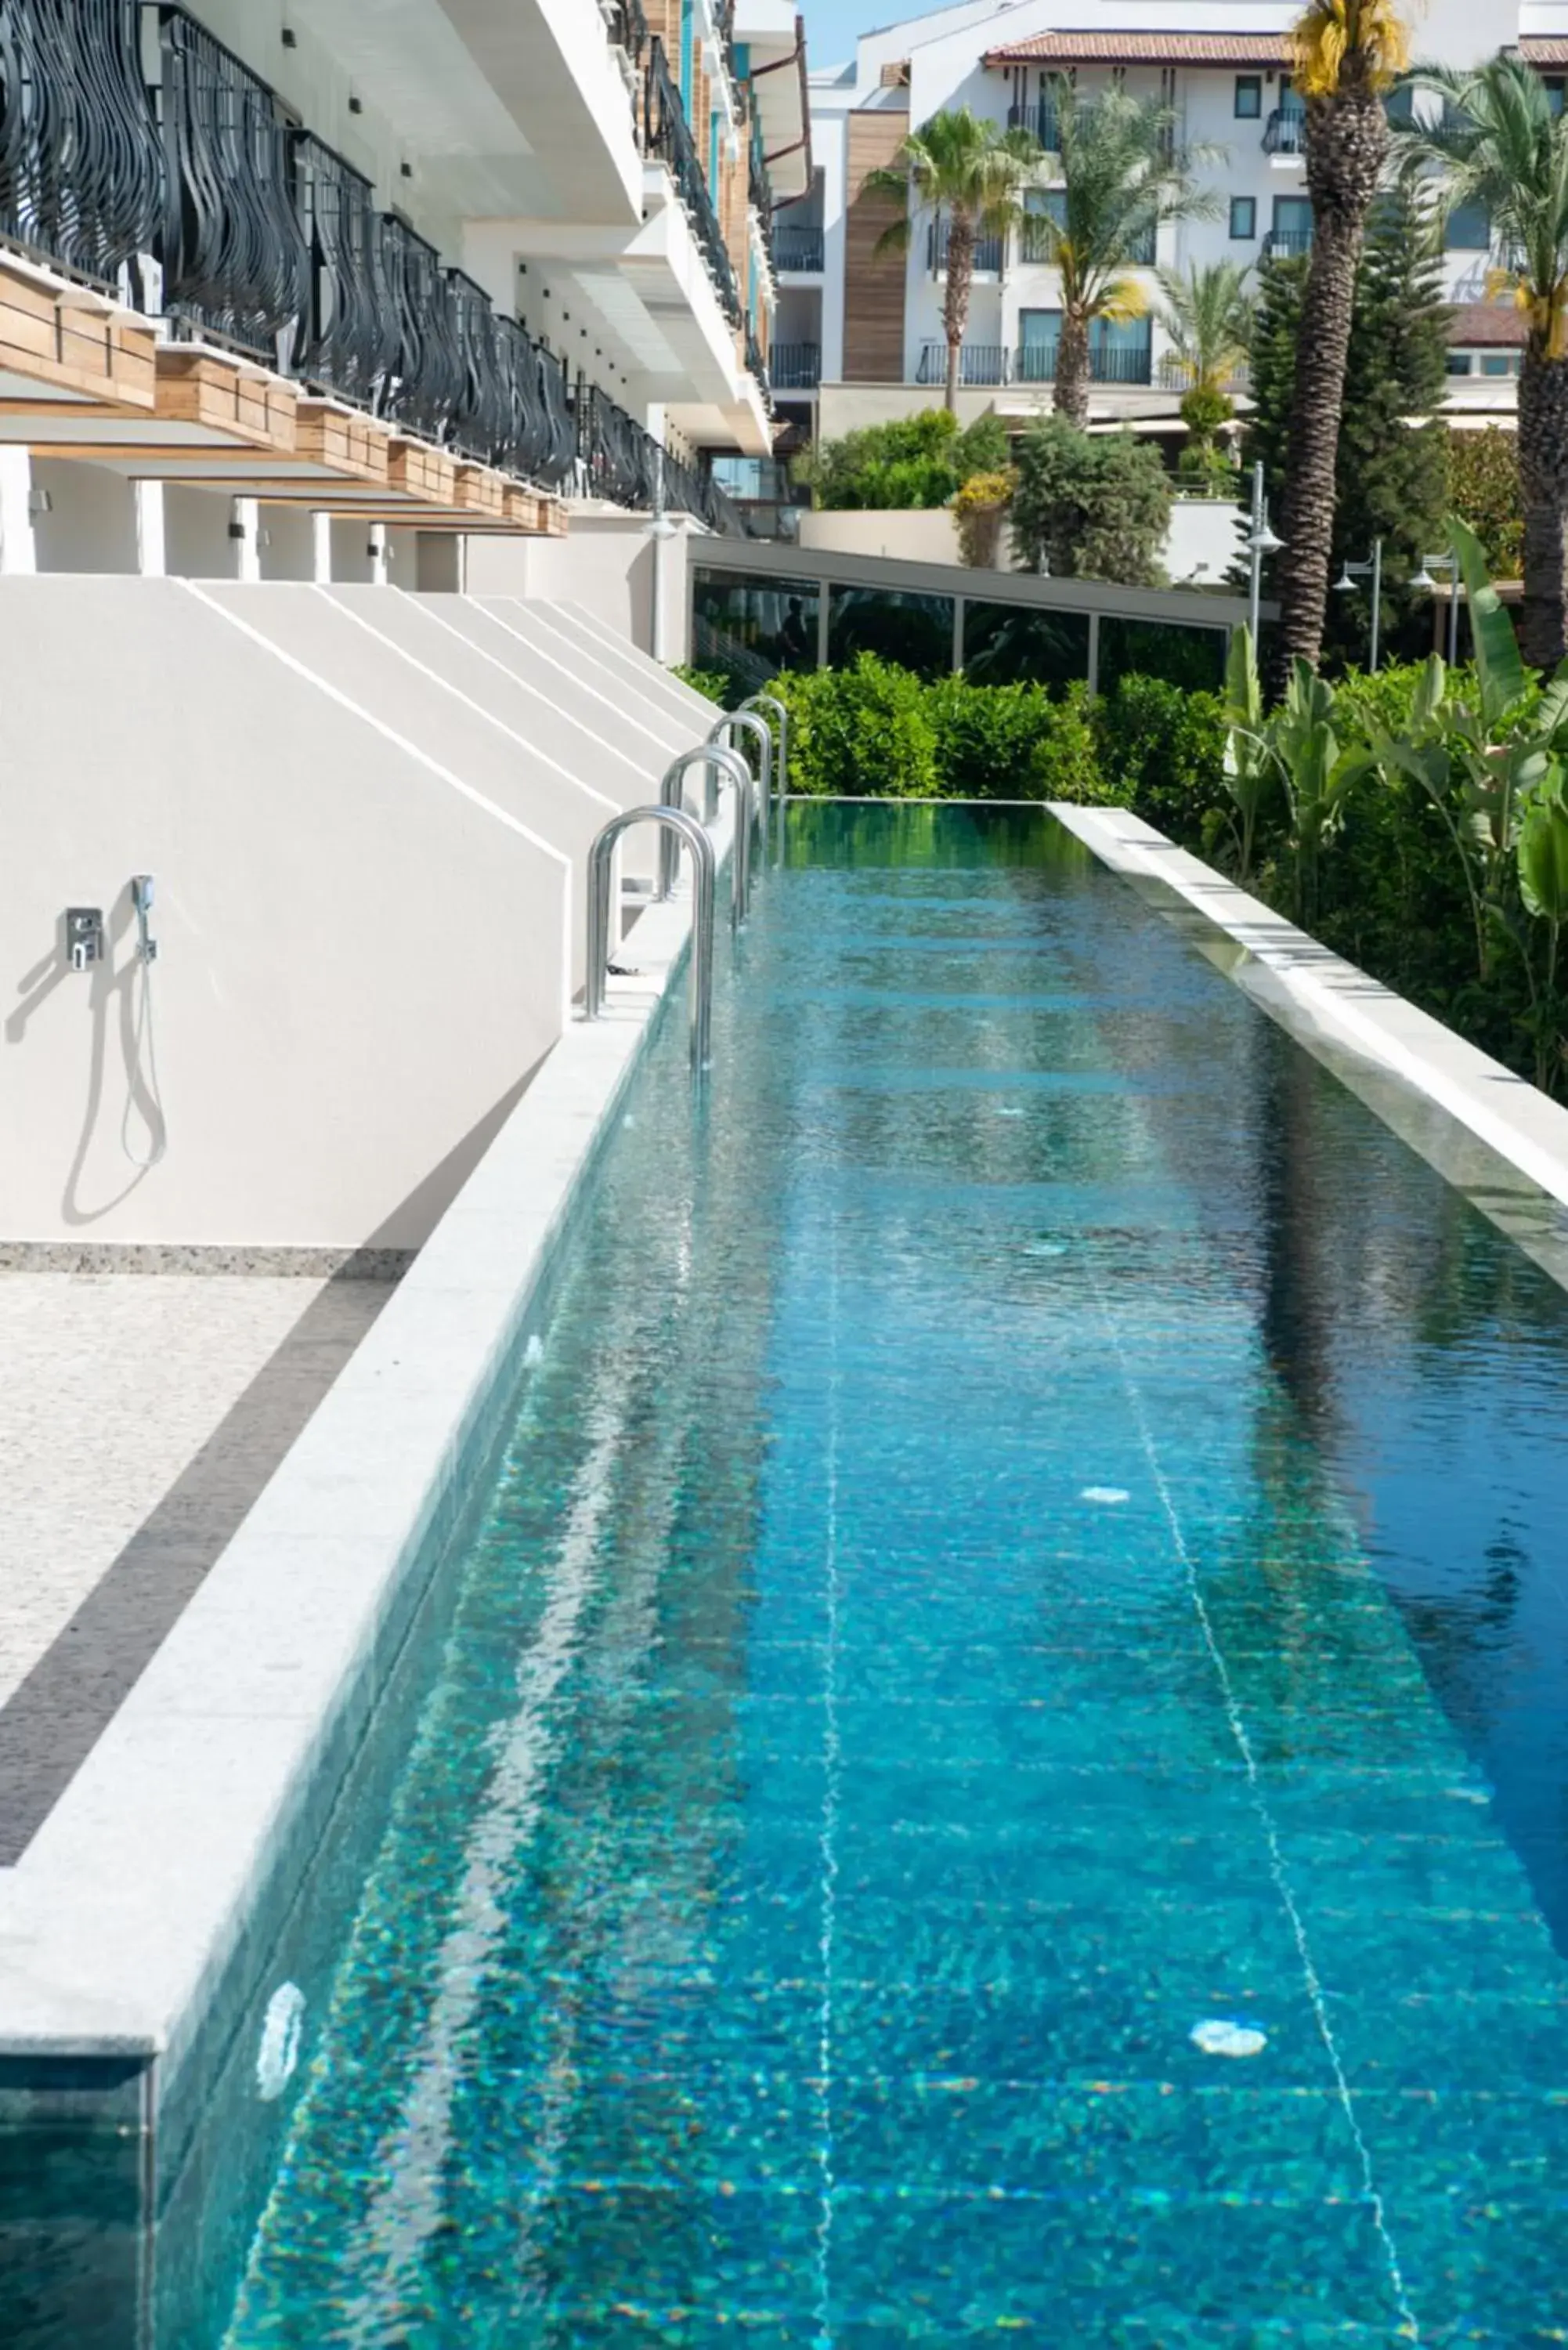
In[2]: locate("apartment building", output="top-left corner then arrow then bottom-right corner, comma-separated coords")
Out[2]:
793,0 -> 1563,441
0,0 -> 809,582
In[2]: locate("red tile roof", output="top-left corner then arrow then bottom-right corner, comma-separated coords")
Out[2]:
1520,36 -> 1568,65
983,29 -> 1291,67
1448,302 -> 1526,348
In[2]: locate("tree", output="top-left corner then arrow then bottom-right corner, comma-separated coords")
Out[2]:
1272,0 -> 1412,691
799,409 -> 1007,510
1394,53 -> 1568,668
1245,184 -> 1449,669
1447,425 -> 1523,580
1010,415 -> 1172,584
1157,259 -> 1254,394
862,107 -> 1041,413
1033,74 -> 1221,426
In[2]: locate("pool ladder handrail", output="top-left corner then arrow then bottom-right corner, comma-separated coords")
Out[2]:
657,743 -> 753,927
739,692 -> 789,805
707,707 -> 774,858
585,804 -> 716,1071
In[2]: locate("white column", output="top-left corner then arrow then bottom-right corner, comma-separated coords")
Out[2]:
311,510 -> 333,584
230,496 -> 261,583
0,448 -> 39,576
367,525 -> 388,588
135,481 -> 166,578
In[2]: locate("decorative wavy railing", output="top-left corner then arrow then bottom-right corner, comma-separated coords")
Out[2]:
643,37 -> 742,326
0,0 -> 740,517
746,322 -> 772,412
153,5 -> 309,360
748,108 -> 775,273
291,131 -> 396,405
0,0 -> 163,289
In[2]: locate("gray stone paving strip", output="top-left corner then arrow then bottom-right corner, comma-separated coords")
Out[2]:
0,804 -> 728,2072
1053,804 -> 1568,1293
0,1277 -> 396,1866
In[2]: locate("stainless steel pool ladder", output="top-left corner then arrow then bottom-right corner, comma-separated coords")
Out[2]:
707,707 -> 774,860
585,805 -> 717,1071
657,743 -> 753,927
739,692 -> 789,805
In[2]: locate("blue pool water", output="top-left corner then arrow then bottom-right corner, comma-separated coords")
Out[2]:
220,805 -> 1568,2345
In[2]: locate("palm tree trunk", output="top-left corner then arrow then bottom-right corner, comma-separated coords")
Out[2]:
941,212 -> 974,415
1271,81 -> 1386,697
1517,344 -> 1568,671
1054,309 -> 1090,427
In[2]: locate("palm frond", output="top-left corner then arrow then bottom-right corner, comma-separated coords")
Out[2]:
1291,0 -> 1412,101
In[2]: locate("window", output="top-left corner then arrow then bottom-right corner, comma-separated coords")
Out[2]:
1234,75 -> 1262,118
1016,306 -> 1060,382
1021,188 -> 1067,262
1547,78 -> 1566,118
691,569 -> 822,699
1230,196 -> 1257,240
826,585 -> 954,676
1447,199 -> 1490,250
1384,82 -> 1416,126
1097,617 -> 1227,696
962,603 -> 1089,688
1480,351 -> 1513,376
1270,194 -> 1313,255
1446,351 -> 1474,376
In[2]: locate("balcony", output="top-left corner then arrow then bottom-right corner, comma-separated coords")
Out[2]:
916,341 -> 1154,388
771,342 -> 822,389
1155,353 -> 1250,393
927,221 -> 1005,277
1263,227 -> 1314,258
775,224 -> 825,273
1005,99 -> 1060,149
577,383 -> 750,531
749,112 -> 776,275
642,38 -> 743,327
1263,108 -> 1308,157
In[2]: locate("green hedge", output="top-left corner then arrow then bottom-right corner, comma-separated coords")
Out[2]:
764,655 -> 1196,806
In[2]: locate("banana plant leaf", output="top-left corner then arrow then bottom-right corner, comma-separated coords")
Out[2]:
1519,771 -> 1568,925
1450,514 -> 1526,725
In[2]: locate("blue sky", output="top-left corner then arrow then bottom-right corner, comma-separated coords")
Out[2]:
800,0 -> 888,73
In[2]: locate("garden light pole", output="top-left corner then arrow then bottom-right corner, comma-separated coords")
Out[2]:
1246,460 -> 1284,645
1412,553 -> 1461,666
1334,538 -> 1384,672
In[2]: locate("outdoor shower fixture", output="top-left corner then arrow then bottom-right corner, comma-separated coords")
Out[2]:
65,908 -> 103,971
131,874 -> 158,963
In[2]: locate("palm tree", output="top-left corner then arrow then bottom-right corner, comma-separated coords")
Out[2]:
1032,74 -> 1221,427
1394,54 -> 1568,670
1272,0 -> 1411,688
863,107 -> 1042,413
1156,259 -> 1254,394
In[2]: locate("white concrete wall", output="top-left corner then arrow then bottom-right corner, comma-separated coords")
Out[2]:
30,461 -> 141,577
798,493 -> 1245,583
466,514 -> 697,660
0,578 -> 716,1248
1167,498 -> 1247,588
164,485 -> 244,581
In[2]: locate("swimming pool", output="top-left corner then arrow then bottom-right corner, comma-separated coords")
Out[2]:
208,803 -> 1568,2344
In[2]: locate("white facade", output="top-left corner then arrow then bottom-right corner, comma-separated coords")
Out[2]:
803,0 -> 1567,428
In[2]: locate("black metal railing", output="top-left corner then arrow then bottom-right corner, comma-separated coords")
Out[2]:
605,0 -> 649,66
1263,107 -> 1307,156
917,338 -> 1154,387
643,38 -> 742,324
0,0 -> 163,289
1263,226 -> 1313,258
576,381 -> 748,531
291,131 -> 396,405
748,110 -> 775,273
771,341 -> 820,388
1156,352 -> 1249,392
775,222 -> 823,271
746,321 -> 771,410
0,0 -> 732,512
927,219 -> 1004,275
152,4 -> 309,360
1006,99 -> 1060,148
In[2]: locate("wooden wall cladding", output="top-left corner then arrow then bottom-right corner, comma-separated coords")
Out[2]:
844,104 -> 910,385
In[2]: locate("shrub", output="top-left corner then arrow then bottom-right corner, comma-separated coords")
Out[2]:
924,674 -> 1111,800
769,656 -> 940,797
671,663 -> 728,702
1010,415 -> 1172,584
1446,425 -> 1523,581
1178,384 -> 1234,440
1093,674 -> 1227,834
800,409 -> 1010,512
952,468 -> 1016,569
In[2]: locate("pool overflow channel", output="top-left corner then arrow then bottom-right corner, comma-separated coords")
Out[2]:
585,698 -> 782,1074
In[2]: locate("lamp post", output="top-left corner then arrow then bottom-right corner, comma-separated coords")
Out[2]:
1334,537 -> 1384,672
1246,459 -> 1284,645
1411,551 -> 1461,666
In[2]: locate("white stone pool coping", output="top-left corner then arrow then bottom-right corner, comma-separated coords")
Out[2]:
1053,804 -> 1568,1284
0,801 -> 732,2076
